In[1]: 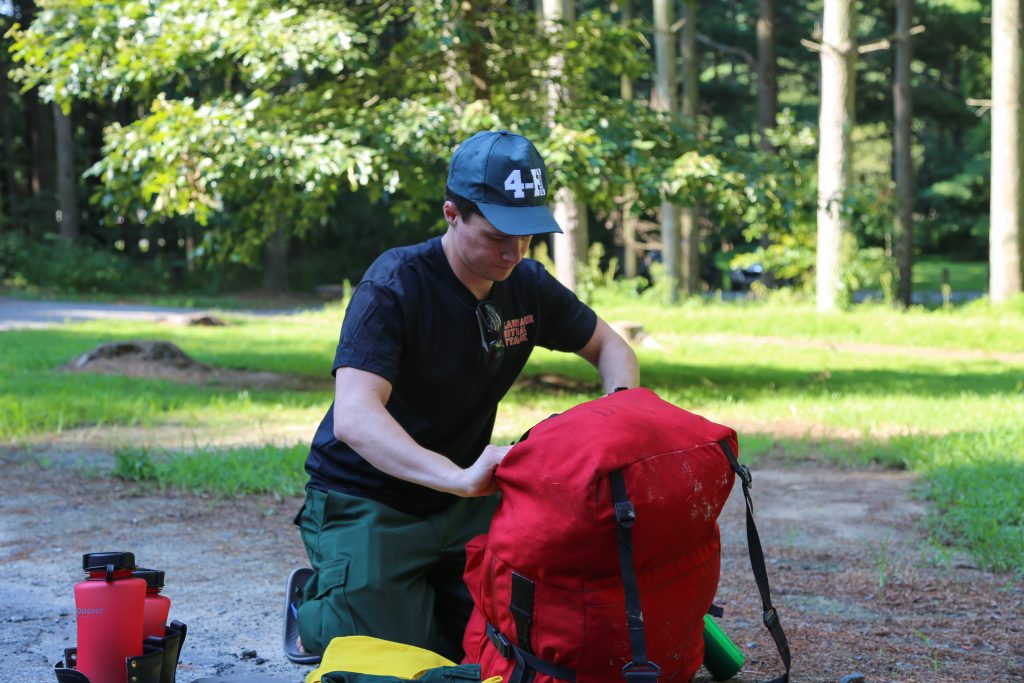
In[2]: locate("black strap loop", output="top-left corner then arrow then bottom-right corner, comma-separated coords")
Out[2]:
608,469 -> 658,681
486,622 -> 577,682
718,439 -> 792,683
510,572 -> 536,653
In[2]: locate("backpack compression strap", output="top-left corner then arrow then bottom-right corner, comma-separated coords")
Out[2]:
717,439 -> 792,683
485,621 -> 576,683
609,469 -> 661,683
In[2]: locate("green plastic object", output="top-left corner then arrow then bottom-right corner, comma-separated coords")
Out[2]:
702,614 -> 745,681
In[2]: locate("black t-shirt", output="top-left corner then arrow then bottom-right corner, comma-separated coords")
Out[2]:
304,236 -> 598,516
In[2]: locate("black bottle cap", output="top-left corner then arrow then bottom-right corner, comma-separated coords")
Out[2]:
132,568 -> 165,589
82,552 -> 137,572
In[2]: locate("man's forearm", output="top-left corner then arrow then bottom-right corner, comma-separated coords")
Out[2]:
577,318 -> 640,394
334,399 -> 468,494
596,334 -> 639,394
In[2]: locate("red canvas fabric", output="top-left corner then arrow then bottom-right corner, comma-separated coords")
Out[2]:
462,388 -> 737,683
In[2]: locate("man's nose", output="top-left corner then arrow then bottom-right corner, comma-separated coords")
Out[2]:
504,237 -> 530,263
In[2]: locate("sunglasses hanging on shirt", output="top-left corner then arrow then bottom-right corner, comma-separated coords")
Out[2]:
475,301 -> 505,373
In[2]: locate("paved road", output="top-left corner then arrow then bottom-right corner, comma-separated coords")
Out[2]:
0,297 -> 206,330
0,296 -> 311,330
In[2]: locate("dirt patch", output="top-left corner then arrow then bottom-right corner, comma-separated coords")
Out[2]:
512,373 -> 600,394
62,341 -> 330,392
1,450 -> 1020,683
712,460 -> 1023,682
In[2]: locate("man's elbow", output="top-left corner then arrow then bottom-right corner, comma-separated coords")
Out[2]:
332,400 -> 359,444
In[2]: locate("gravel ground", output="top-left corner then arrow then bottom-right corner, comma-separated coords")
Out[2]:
1,447 -> 1021,683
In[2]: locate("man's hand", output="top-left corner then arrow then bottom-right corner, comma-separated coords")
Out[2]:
454,445 -> 512,497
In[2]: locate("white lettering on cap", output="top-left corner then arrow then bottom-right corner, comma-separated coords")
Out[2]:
503,169 -> 546,199
530,168 -> 546,197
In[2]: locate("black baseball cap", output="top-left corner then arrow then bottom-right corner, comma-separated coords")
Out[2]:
447,130 -> 563,236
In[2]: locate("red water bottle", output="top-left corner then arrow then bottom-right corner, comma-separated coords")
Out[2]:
75,552 -> 146,683
132,568 -> 171,638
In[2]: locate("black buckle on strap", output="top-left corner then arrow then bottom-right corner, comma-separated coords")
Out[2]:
622,660 -> 661,682
491,626 -> 514,660
737,464 -> 753,487
614,501 -> 636,528
763,607 -> 779,629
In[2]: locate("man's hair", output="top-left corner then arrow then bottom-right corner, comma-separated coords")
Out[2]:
445,187 -> 482,221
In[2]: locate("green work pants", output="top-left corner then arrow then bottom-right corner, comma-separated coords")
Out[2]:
296,487 -> 498,662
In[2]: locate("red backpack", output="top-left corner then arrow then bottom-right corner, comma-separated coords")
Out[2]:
462,388 -> 790,683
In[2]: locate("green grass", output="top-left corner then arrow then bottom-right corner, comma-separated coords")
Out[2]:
914,427 -> 1024,573
113,443 -> 310,496
912,257 -> 988,293
2,295 -> 1022,573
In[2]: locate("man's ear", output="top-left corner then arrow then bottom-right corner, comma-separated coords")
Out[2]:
442,201 -> 460,227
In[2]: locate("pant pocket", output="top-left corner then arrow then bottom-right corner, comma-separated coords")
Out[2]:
298,558 -> 356,654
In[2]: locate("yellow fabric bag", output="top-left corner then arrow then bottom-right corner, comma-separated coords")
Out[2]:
306,636 -> 502,683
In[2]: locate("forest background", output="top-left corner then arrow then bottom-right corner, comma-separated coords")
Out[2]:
0,0 -> 1019,310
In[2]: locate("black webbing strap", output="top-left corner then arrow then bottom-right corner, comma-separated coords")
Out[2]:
717,439 -> 792,683
511,572 -> 536,653
486,621 -> 576,682
608,469 -> 661,683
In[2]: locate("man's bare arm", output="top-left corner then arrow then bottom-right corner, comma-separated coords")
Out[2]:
575,317 -> 640,394
332,367 -> 507,497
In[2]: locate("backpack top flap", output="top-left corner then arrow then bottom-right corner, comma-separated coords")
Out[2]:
488,388 -> 737,584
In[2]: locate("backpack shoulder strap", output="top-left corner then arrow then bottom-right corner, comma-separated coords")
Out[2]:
609,469 -> 661,683
718,439 -> 792,683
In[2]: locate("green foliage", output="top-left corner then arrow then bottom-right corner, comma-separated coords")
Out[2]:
0,232 -> 159,294
8,1 -> 363,104
576,242 -> 619,306
724,114 -> 820,289
9,0 -> 690,267
6,0 -> 821,280
838,239 -> 894,309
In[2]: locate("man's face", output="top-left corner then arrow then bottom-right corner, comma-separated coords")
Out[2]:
445,202 -> 533,283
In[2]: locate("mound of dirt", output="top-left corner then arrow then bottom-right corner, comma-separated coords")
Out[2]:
163,314 -> 229,327
62,341 -> 330,392
512,372 -> 600,394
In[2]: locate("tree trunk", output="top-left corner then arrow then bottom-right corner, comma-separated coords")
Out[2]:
464,0 -> 490,101
53,103 -> 79,245
680,0 -> 700,295
619,0 -> 639,279
28,90 -> 56,233
990,0 -> 1024,303
0,42 -> 17,234
757,0 -> 778,151
552,195 -> 587,288
262,226 -> 289,292
544,0 -> 587,292
893,0 -> 915,308
815,0 -> 857,311
654,0 -> 680,302
442,0 -> 465,116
